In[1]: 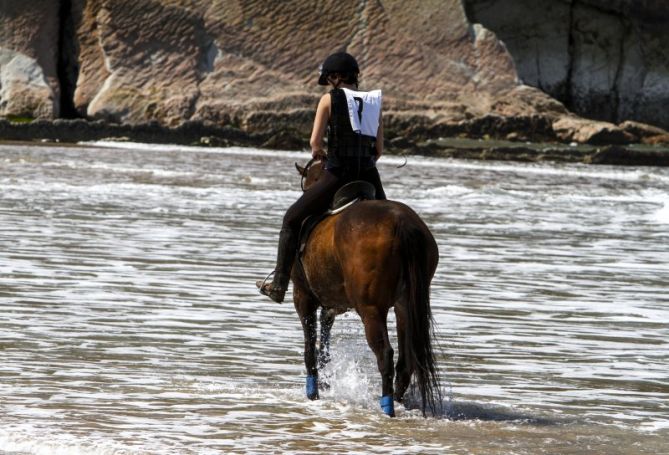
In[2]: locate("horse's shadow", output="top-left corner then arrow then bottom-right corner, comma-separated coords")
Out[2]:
401,393 -> 562,425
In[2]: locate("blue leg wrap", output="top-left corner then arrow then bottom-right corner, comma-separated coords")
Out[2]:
306,375 -> 319,400
380,395 -> 395,416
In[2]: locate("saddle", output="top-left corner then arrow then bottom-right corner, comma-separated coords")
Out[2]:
298,180 -> 376,256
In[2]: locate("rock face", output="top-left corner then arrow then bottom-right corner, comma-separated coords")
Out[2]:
0,0 -> 667,145
464,0 -> 669,130
0,0 -> 60,118
553,116 -> 634,145
0,0 -> 561,133
79,0 -> 213,126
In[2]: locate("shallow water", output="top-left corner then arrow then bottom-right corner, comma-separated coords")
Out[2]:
0,141 -> 668,454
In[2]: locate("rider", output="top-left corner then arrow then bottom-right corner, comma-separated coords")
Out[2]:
256,51 -> 386,303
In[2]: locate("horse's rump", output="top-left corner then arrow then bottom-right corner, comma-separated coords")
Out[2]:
299,199 -> 437,308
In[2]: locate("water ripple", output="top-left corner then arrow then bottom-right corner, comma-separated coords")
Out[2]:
1,142 -> 668,454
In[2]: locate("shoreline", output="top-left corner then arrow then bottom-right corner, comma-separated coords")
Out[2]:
2,118 -> 669,166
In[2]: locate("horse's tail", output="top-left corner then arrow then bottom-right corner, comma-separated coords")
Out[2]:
396,217 -> 441,416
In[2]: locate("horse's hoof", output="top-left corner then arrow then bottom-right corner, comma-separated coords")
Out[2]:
380,395 -> 395,417
306,375 -> 319,400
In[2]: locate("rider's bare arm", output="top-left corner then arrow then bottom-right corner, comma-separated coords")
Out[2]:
310,93 -> 331,159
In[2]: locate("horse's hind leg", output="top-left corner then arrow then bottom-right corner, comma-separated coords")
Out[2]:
360,308 -> 395,416
393,303 -> 413,403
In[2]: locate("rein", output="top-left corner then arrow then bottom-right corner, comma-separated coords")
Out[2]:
300,158 -> 318,192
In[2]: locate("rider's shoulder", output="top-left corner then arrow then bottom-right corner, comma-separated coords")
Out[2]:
319,92 -> 332,107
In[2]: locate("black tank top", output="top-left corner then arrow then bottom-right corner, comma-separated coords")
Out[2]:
326,88 -> 376,171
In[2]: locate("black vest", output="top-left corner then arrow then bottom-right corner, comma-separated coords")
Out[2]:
327,88 -> 376,162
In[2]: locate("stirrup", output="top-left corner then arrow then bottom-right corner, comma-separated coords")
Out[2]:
256,271 -> 286,303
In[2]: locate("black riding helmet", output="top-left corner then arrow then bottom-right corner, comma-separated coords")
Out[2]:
318,52 -> 359,85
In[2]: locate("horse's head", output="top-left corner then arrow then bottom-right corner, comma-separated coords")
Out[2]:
295,159 -> 325,191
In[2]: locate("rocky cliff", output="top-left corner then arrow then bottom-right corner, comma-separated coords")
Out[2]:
464,0 -> 669,130
1,0 -> 668,147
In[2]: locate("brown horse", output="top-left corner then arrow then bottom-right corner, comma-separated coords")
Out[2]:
290,159 -> 441,416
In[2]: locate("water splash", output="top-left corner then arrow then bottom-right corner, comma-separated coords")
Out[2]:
318,314 -> 377,409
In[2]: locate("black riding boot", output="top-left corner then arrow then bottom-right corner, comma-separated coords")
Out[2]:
256,228 -> 297,303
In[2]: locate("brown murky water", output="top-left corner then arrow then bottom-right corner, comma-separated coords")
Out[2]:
1,141 -> 668,454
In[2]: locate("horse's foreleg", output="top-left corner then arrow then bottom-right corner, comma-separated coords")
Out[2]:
393,304 -> 412,403
318,308 -> 335,371
361,310 -> 395,416
294,286 -> 320,400
300,310 -> 319,400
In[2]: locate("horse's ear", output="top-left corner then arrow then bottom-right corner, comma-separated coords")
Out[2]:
295,162 -> 306,176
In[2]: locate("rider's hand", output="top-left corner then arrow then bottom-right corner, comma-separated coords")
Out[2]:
312,149 -> 325,160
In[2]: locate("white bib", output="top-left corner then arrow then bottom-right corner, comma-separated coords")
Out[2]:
341,88 -> 382,137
